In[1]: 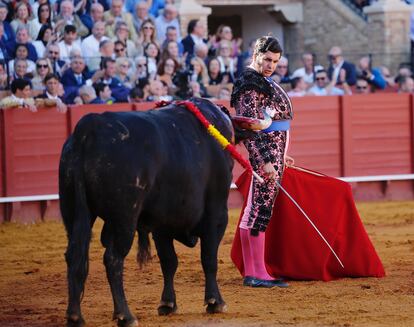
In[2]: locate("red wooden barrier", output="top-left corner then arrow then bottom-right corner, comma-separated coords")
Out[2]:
2,108 -> 69,222
0,95 -> 413,222
0,111 -> 5,222
342,93 -> 412,176
289,96 -> 342,177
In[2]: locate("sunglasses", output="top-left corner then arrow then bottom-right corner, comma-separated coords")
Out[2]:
115,48 -> 125,52
316,77 -> 326,81
143,26 -> 154,30
137,64 -> 146,67
37,64 -> 48,68
356,86 -> 367,90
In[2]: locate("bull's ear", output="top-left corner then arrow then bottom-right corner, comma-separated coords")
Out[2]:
231,113 -> 272,131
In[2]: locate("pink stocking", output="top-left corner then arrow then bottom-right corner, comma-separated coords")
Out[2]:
239,228 -> 255,277
248,231 -> 274,280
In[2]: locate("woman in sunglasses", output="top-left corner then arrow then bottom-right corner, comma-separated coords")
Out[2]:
137,19 -> 158,50
32,58 -> 53,92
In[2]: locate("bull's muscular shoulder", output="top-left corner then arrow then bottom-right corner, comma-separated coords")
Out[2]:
230,68 -> 271,107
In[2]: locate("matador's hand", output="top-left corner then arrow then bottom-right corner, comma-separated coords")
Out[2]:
263,162 -> 277,179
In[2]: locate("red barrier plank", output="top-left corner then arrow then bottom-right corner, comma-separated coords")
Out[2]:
0,110 -> 5,221
343,93 -> 412,176
289,96 -> 342,177
3,108 -> 68,197
69,103 -> 133,131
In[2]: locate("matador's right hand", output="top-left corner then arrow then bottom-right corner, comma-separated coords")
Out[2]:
262,162 -> 277,180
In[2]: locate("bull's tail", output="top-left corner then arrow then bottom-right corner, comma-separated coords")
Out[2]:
62,117 -> 96,311
137,229 -> 151,268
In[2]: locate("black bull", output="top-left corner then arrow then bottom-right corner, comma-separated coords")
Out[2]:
59,98 -> 246,326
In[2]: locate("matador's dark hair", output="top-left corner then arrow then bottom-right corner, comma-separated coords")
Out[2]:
253,36 -> 283,57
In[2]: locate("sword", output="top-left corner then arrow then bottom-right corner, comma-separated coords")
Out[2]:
275,180 -> 345,268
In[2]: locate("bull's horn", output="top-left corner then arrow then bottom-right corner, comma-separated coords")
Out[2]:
231,112 -> 272,131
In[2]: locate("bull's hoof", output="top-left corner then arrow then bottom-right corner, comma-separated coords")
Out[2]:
114,313 -> 138,327
157,301 -> 177,316
205,299 -> 227,314
66,313 -> 85,327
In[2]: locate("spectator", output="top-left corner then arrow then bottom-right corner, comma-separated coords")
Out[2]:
272,56 -> 290,84
96,57 -> 130,102
380,66 -> 397,88
190,56 -> 209,89
137,18 -> 158,50
132,1 -> 155,34
76,84 -> 105,104
115,57 -> 134,88
327,46 -> 357,86
287,75 -> 307,97
194,42 -> 209,63
11,26 -> 38,62
54,0 -> 89,38
144,41 -> 160,79
45,43 -> 66,77
189,80 -> 203,98
211,25 -> 241,58
104,0 -> 137,43
34,73 -> 67,112
146,79 -> 164,101
93,81 -> 115,104
0,3 -> 15,43
355,77 -> 372,94
159,79 -> 174,101
0,22 -> 11,60
8,43 -> 36,75
11,58 -> 31,82
128,86 -> 145,103
357,56 -> 386,90
398,76 -> 414,93
0,78 -> 36,111
161,39 -> 184,67
81,21 -> 109,71
161,26 -> 184,55
58,24 -> 82,63
0,59 -> 8,89
10,2 -> 37,40
217,85 -> 231,100
308,69 -> 350,96
148,0 -> 165,17
156,57 -> 178,89
207,57 -> 228,85
61,57 -> 94,103
100,39 -> 115,59
291,52 -> 324,86
90,3 -> 105,25
216,39 -> 237,83
32,2 -> 53,40
33,24 -> 55,58
181,19 -> 207,59
134,55 -> 149,80
31,57 -> 53,91
155,4 -> 180,45
113,21 -> 141,58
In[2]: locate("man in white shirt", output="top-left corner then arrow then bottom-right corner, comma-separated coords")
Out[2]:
0,78 -> 37,111
181,19 -> 207,59
81,21 -> 109,71
292,52 -> 324,87
155,4 -> 181,44
58,25 -> 82,63
307,69 -> 347,96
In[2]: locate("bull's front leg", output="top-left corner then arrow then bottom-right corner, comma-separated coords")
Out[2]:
200,221 -> 227,314
152,232 -> 178,315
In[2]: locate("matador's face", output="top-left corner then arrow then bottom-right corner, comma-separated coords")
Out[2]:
253,51 -> 281,77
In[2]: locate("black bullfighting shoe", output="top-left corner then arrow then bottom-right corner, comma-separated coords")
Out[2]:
250,278 -> 289,288
243,276 -> 255,286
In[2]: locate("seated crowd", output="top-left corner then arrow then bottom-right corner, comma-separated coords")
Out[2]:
0,0 -> 413,112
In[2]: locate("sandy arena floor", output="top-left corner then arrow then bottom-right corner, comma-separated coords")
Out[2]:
0,201 -> 413,327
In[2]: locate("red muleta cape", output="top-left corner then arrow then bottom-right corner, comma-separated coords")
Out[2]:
231,167 -> 386,281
